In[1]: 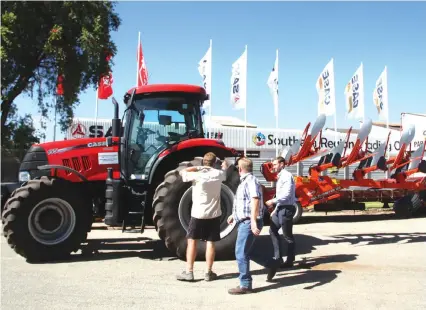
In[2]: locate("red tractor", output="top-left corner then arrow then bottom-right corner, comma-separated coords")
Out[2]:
1,84 -> 242,262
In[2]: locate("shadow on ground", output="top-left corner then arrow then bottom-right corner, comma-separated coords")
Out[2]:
295,209 -> 426,225
218,254 -> 357,292
41,230 -> 426,266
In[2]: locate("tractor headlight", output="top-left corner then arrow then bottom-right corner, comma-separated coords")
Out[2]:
19,171 -> 31,182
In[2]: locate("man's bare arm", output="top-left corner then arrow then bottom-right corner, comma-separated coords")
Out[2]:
250,197 -> 260,235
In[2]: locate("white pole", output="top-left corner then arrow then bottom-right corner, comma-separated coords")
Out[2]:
53,95 -> 57,141
385,66 -> 389,130
275,48 -> 279,157
244,45 -> 248,156
361,62 -> 365,123
94,87 -> 99,136
384,66 -> 390,178
209,39 -> 212,137
136,31 -> 140,87
332,58 -> 337,144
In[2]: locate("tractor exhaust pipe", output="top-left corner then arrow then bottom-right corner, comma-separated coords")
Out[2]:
111,97 -> 121,137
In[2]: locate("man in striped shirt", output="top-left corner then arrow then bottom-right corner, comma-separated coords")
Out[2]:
227,157 -> 265,295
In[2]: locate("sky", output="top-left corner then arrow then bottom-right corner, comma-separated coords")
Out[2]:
14,1 -> 426,142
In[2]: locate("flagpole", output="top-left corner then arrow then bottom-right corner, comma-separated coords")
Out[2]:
384,66 -> 390,178
53,95 -> 57,141
244,45 -> 248,157
385,66 -> 389,130
94,87 -> 99,136
209,39 -> 212,136
362,64 -> 365,123
136,31 -> 140,86
276,49 -> 279,157
331,58 -> 337,144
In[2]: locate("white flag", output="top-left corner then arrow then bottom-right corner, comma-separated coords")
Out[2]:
373,66 -> 388,122
230,47 -> 247,110
316,58 -> 336,116
344,63 -> 365,119
198,41 -> 212,108
267,50 -> 279,117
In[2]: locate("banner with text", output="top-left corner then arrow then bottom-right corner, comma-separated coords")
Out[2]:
345,63 -> 364,120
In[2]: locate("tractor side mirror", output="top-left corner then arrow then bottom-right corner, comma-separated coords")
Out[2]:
159,115 -> 172,126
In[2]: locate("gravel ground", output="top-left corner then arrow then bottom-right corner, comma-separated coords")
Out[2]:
1,211 -> 426,310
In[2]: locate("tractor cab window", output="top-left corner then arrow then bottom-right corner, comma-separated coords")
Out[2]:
127,95 -> 203,178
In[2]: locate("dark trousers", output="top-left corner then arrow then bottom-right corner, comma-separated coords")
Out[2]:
269,205 -> 296,262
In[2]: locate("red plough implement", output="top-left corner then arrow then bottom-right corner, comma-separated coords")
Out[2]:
260,117 -> 426,223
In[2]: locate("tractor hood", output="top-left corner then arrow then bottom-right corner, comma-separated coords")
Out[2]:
19,137 -> 120,183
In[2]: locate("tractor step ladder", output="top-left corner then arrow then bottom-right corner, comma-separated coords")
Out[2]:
122,188 -> 147,234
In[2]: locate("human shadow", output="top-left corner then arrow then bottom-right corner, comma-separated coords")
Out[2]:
218,253 -> 357,279
255,269 -> 342,292
218,253 -> 356,292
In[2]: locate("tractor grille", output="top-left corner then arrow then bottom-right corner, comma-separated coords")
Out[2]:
62,156 -> 91,175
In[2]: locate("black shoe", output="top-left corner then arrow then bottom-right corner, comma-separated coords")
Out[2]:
266,258 -> 281,281
267,267 -> 277,281
280,260 -> 294,269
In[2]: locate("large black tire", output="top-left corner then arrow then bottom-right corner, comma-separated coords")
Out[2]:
393,193 -> 423,218
1,185 -> 10,216
152,157 -> 240,260
1,177 -> 93,262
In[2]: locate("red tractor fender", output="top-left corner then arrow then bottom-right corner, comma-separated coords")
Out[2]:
148,138 -> 239,185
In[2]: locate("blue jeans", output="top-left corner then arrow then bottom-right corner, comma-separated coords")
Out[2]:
235,219 -> 263,289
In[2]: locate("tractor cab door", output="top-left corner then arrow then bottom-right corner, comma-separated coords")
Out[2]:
123,95 -> 203,181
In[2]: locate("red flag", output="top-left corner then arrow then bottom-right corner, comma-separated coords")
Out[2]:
98,55 -> 113,99
137,38 -> 148,86
98,72 -> 113,99
56,74 -> 64,95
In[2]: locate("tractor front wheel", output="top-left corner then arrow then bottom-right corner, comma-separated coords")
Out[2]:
152,157 -> 240,260
1,177 -> 93,262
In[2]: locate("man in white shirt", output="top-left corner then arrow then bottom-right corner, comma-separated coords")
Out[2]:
265,156 -> 297,281
176,152 -> 226,282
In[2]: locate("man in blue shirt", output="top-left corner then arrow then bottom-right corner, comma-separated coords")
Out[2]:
265,156 -> 297,281
227,157 -> 265,295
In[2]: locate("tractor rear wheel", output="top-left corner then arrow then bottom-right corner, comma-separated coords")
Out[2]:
152,157 -> 240,260
393,193 -> 423,218
1,177 -> 93,262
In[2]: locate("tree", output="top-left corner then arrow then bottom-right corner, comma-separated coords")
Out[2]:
1,108 -> 42,160
1,1 -> 121,146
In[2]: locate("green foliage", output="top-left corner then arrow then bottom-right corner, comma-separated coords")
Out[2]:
1,109 -> 43,161
1,0 -> 121,148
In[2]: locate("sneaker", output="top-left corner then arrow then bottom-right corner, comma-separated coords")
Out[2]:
176,270 -> 194,282
204,271 -> 218,281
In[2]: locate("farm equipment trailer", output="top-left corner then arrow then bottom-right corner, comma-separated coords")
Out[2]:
261,116 -> 426,223
1,84 -> 243,262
